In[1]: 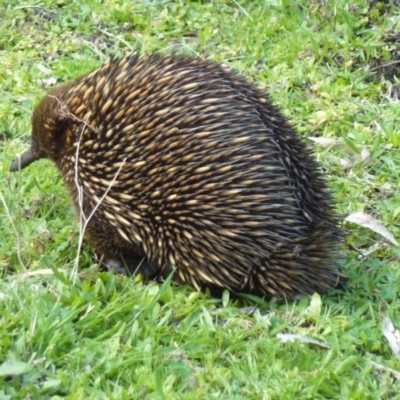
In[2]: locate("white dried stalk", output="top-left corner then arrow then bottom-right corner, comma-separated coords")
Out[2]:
2,155 -> 27,271
71,115 -> 126,282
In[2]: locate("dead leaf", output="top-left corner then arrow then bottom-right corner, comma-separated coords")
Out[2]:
20,269 -> 59,280
37,77 -> 57,87
308,137 -> 343,148
341,147 -> 371,169
36,64 -> 52,75
277,333 -> 330,349
383,317 -> 400,360
345,212 -> 398,246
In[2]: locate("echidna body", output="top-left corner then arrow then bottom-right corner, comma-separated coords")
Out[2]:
10,53 -> 343,299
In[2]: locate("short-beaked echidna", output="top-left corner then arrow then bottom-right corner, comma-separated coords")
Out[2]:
10,53 -> 343,299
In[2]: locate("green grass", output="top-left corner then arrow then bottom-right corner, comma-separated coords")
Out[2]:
1,0 -> 400,398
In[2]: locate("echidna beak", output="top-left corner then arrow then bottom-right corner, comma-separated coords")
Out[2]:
9,148 -> 37,172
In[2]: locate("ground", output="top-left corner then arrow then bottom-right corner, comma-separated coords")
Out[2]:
1,0 -> 400,399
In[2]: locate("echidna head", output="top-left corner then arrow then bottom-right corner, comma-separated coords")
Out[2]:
10,83 -> 71,172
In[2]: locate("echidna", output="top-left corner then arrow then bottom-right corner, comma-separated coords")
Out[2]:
10,53 -> 343,299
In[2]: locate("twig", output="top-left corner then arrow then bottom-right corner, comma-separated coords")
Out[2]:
370,360 -> 400,380
13,5 -> 50,11
368,60 -> 400,73
16,156 -> 26,271
44,95 -> 124,283
98,28 -> 134,51
2,160 -> 27,271
231,0 -> 252,20
71,115 -> 127,282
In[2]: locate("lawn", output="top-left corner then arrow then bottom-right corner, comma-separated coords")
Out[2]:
1,0 -> 400,399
